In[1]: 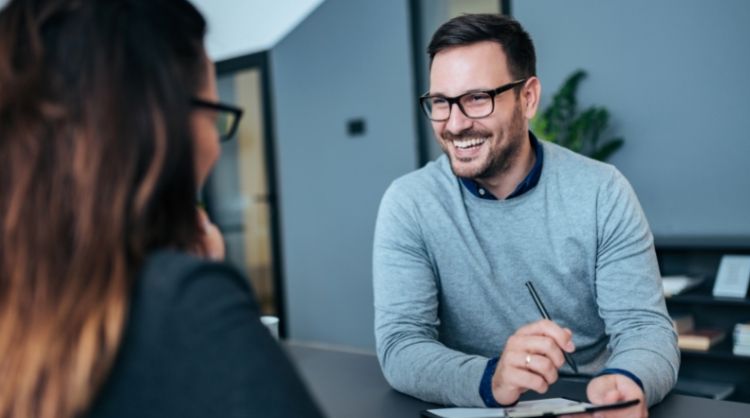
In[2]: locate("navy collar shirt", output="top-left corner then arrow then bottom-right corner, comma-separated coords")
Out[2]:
459,131 -> 544,200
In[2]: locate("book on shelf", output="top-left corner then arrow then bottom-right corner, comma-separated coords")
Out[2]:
662,275 -> 704,297
678,329 -> 727,351
734,343 -> 750,357
670,314 -> 695,334
734,322 -> 750,349
735,321 -> 750,334
712,255 -> 750,298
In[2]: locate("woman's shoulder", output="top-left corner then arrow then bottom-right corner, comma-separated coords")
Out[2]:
134,249 -> 254,313
89,250 -> 266,417
122,249 -> 260,358
138,248 -> 248,290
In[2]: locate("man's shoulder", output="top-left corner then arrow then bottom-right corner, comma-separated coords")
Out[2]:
384,154 -> 458,201
540,140 -> 640,215
541,139 -> 621,186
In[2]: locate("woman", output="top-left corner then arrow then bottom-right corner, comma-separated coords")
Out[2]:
0,1 -> 324,417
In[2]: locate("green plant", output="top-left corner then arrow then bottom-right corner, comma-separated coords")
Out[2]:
531,69 -> 624,162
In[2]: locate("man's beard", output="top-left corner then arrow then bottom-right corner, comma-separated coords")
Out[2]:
440,105 -> 525,179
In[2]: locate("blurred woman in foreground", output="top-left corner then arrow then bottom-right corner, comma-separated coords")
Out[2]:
0,1 -> 323,417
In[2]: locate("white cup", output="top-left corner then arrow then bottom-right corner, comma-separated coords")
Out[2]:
260,316 -> 280,341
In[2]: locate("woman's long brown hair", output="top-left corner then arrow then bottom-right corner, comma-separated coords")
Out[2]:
0,1 -> 207,417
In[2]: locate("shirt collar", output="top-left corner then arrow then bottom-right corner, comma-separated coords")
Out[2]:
459,131 -> 544,200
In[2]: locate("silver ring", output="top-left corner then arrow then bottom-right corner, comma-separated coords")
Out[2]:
525,354 -> 532,368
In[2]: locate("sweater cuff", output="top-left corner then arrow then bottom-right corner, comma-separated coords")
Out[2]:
596,368 -> 644,391
479,357 -> 519,407
479,357 -> 501,407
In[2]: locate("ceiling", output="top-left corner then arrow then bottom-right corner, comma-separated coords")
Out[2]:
191,0 -> 325,60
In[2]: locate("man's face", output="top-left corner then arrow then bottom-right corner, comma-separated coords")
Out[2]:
429,41 -> 528,180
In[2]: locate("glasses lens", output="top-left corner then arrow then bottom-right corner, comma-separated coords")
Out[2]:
423,97 -> 450,121
459,92 -> 493,118
215,111 -> 236,141
421,91 -> 495,121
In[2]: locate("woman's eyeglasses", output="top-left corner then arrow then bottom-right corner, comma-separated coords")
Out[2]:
190,98 -> 244,142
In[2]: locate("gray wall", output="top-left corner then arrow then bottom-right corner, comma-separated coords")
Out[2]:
271,0 -> 418,349
415,0 -> 452,162
515,0 -> 750,239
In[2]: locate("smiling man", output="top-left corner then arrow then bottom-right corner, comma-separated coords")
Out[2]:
373,14 -> 678,416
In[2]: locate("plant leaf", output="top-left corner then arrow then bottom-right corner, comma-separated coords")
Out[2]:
534,69 -> 624,162
592,138 -> 624,161
539,69 -> 587,140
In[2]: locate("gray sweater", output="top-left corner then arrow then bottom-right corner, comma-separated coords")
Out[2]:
373,140 -> 679,407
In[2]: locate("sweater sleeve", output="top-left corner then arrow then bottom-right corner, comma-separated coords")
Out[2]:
594,169 -> 680,406
373,182 -> 488,407
168,263 -> 326,418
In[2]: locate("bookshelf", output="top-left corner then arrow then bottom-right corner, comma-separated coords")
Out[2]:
680,338 -> 750,363
667,293 -> 750,308
656,237 -> 750,403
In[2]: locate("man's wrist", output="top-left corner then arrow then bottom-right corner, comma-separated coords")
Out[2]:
479,357 -> 519,407
596,368 -> 644,391
479,357 -> 502,407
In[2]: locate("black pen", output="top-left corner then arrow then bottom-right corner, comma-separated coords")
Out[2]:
525,281 -> 579,374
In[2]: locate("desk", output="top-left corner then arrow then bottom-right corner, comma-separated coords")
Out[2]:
287,342 -> 750,418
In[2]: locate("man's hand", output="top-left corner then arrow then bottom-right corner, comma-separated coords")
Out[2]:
195,207 -> 225,261
491,319 -> 575,405
587,374 -> 647,418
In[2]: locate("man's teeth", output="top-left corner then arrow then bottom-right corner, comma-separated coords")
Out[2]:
453,138 -> 486,149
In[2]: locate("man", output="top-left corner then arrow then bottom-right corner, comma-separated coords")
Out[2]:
373,14 -> 678,415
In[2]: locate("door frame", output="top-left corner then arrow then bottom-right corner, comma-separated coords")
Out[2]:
212,51 -> 288,338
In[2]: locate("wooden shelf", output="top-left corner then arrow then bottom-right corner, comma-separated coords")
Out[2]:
681,339 -> 750,362
667,292 -> 750,308
655,236 -> 750,251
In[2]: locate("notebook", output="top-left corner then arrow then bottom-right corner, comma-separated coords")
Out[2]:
421,397 -> 639,418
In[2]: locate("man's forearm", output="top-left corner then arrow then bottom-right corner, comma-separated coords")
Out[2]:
375,313 -> 489,406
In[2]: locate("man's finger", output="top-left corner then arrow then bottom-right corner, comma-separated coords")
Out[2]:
516,320 -> 575,352
604,389 -> 622,403
513,335 -> 566,368
520,353 -> 559,385
504,367 -> 550,395
587,376 -> 615,403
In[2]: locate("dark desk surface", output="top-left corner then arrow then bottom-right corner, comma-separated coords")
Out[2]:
286,342 -> 750,418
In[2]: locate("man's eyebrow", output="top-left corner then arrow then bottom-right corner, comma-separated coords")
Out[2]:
427,87 -> 492,97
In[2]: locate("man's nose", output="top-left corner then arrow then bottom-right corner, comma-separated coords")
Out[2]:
444,103 -> 473,135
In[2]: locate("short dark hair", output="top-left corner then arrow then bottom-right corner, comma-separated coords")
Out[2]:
427,13 -> 536,80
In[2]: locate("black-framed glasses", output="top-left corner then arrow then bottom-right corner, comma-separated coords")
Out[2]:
190,98 -> 244,142
419,79 -> 527,121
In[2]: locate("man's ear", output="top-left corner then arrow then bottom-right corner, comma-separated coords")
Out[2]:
522,77 -> 542,120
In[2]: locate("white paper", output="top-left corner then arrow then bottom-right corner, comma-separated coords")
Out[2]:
425,408 -> 506,418
662,275 -> 703,296
505,398 -> 588,418
425,398 -> 590,418
713,255 -> 750,298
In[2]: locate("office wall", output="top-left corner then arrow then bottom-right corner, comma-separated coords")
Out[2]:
271,0 -> 418,349
514,1 -> 750,240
